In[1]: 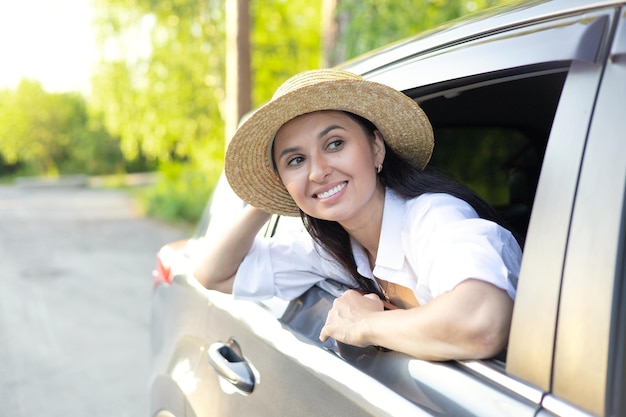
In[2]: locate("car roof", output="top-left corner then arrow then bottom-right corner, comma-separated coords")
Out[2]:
341,0 -> 624,77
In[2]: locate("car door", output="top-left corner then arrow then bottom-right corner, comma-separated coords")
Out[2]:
175,3 -> 624,417
344,3 -> 620,416
178,211 -> 420,417
535,6 -> 626,416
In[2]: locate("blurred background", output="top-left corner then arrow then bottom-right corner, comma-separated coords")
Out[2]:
0,0 -> 516,416
0,0 -> 515,224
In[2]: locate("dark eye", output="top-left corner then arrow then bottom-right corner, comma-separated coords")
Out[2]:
327,139 -> 344,151
287,155 -> 304,166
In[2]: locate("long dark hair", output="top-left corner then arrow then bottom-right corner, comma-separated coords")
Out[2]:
300,112 -> 513,294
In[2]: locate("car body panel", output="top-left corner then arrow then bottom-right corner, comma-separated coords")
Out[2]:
551,7 -> 626,415
505,58 -> 603,392
505,29 -> 614,390
153,274 -> 541,417
153,276 -> 437,417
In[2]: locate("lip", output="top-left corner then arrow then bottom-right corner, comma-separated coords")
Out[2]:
313,181 -> 348,200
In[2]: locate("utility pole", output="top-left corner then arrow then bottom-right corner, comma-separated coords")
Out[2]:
225,0 -> 251,146
322,0 -> 346,67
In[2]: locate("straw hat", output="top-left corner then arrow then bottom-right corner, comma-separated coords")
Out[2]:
225,69 -> 434,216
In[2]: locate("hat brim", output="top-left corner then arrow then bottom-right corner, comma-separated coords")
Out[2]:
225,78 -> 433,216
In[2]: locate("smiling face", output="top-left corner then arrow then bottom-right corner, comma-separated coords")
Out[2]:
272,110 -> 386,227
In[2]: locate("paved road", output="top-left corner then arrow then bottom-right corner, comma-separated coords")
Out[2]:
0,185 -> 188,417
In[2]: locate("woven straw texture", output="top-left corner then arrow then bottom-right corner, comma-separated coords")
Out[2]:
225,69 -> 434,216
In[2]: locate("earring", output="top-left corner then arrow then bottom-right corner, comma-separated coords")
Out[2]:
376,163 -> 383,173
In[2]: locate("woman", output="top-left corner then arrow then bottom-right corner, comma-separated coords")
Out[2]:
194,69 -> 521,361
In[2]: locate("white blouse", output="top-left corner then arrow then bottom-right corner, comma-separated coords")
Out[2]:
233,189 -> 521,305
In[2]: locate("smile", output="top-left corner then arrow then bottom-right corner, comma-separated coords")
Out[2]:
315,182 -> 347,200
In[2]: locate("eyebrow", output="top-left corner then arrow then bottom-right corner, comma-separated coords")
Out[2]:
276,124 -> 346,161
317,124 -> 345,139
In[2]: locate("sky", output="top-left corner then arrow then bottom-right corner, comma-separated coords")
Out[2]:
0,0 -> 98,94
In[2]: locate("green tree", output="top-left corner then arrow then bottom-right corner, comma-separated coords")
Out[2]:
91,0 -> 230,221
250,0 -> 322,105
91,0 -> 323,158
91,0 -> 323,222
89,0 -> 517,222
327,0 -> 518,65
92,0 -> 226,167
0,80 -> 124,177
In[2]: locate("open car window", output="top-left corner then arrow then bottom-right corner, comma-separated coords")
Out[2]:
420,68 -> 567,243
273,65 -> 569,348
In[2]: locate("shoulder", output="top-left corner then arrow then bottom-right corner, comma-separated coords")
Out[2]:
401,192 -> 521,263
405,193 -> 479,226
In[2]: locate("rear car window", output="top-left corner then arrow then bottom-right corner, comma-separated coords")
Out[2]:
419,69 -> 567,241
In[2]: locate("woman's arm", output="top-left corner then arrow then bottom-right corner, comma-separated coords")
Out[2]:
319,279 -> 513,360
193,205 -> 271,293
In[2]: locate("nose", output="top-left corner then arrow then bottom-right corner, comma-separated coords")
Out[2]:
308,154 -> 332,183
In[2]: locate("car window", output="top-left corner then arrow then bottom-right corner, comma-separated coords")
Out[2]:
270,64 -> 579,412
420,69 -> 566,242
266,70 -> 567,246
429,127 -> 530,206
429,127 -> 534,239
271,68 -> 570,356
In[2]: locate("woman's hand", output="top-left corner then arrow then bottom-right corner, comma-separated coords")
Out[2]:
319,280 -> 513,361
319,289 -> 385,347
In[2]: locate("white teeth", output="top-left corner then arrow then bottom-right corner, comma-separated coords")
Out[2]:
316,183 -> 346,199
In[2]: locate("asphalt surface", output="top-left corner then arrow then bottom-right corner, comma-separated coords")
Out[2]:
0,184 -> 188,417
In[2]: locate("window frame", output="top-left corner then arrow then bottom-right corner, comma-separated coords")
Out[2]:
546,6 -> 626,416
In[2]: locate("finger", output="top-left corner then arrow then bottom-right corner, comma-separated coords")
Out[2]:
340,289 -> 360,299
319,325 -> 329,342
364,293 -> 380,301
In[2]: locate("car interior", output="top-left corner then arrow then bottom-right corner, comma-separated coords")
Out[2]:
417,66 -> 568,245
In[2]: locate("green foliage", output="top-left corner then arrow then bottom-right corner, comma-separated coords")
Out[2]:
91,0 -> 226,165
88,0 -> 520,224
430,127 -> 529,205
91,0 -> 324,223
250,0 -> 322,106
138,161 -> 221,223
0,80 -> 125,176
334,0 -> 518,61
91,0 -> 229,223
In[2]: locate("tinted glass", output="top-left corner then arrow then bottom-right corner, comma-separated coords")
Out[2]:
419,70 -> 567,240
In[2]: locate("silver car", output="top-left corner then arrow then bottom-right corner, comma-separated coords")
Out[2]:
150,0 -> 626,415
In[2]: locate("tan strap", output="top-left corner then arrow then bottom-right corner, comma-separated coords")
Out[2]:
376,279 -> 420,310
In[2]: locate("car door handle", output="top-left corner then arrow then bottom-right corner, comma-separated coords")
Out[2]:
207,339 -> 255,394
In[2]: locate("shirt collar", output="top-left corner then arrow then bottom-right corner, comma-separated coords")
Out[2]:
376,188 -> 407,271
352,188 -> 407,278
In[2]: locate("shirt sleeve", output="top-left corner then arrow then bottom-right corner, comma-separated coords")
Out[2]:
406,194 -> 521,301
232,232 -> 354,301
